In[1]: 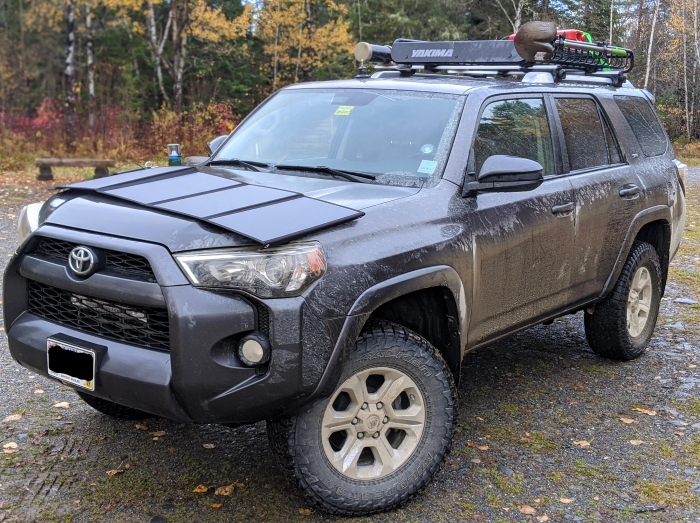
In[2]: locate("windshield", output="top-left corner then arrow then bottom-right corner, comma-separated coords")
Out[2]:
214,88 -> 464,187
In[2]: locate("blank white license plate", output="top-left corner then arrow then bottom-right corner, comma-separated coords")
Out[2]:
47,338 -> 96,391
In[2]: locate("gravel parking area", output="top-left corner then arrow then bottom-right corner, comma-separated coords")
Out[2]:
0,170 -> 699,523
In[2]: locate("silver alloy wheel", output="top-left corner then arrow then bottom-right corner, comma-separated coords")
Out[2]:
627,266 -> 653,338
321,367 -> 426,480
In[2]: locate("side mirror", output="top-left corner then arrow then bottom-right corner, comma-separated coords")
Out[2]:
464,155 -> 544,195
207,135 -> 229,156
478,155 -> 543,182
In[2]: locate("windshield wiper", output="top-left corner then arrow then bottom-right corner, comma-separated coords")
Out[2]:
207,159 -> 268,172
274,164 -> 376,183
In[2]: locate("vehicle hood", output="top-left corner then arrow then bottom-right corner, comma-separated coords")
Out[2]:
43,166 -> 420,252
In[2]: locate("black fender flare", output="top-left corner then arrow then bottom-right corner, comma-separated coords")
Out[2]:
310,265 -> 467,400
599,205 -> 672,298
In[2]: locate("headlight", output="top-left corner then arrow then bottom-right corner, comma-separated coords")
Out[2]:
17,195 -> 71,249
17,202 -> 44,248
174,242 -> 326,298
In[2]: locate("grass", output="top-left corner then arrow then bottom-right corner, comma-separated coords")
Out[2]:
570,460 -> 620,482
636,477 -> 700,507
682,399 -> 700,418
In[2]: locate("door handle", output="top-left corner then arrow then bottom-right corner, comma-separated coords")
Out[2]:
551,202 -> 575,215
619,185 -> 640,198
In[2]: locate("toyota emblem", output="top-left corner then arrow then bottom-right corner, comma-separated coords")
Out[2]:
68,246 -> 97,276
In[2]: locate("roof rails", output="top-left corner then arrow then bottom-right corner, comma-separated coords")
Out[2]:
354,21 -> 634,88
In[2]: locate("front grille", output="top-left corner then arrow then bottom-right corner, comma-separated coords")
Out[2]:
27,281 -> 170,351
35,238 -> 157,282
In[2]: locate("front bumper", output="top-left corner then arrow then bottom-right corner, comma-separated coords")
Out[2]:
3,226 -> 334,424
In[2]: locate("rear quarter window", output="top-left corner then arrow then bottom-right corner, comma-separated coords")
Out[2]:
614,95 -> 668,157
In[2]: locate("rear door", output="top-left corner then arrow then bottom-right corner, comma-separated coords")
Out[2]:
551,94 -> 646,300
466,95 -> 577,347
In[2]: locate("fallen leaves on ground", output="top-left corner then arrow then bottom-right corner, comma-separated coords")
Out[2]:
203,444 -> 216,449
2,442 -> 18,454
472,515 -> 486,520
519,505 -> 537,515
630,440 -> 645,445
467,442 -> 489,451
537,515 -> 550,522
299,508 -> 312,515
689,364 -> 697,369
53,402 -> 70,409
214,485 -> 234,496
106,469 -> 123,477
193,485 -> 208,493
560,497 -> 574,504
211,503 -> 223,509
150,431 -> 166,437
135,424 -> 148,431
573,440 -> 591,447
620,417 -> 636,424
631,407 -> 656,416
33,390 -> 44,394
2,414 -> 21,422
573,383 -> 585,390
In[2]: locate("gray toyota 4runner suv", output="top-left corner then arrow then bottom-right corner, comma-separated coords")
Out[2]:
3,23 -> 687,515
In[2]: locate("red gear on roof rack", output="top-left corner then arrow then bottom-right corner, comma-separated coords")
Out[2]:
508,29 -> 589,42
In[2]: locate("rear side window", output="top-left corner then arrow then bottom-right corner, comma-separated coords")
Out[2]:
614,95 -> 667,156
555,98 -> 612,171
473,98 -> 555,176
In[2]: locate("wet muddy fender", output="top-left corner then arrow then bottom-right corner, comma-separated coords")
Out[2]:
309,265 -> 467,399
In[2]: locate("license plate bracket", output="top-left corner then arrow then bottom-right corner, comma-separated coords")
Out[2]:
47,337 -> 102,391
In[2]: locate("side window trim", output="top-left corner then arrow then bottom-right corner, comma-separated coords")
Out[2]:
597,102 -> 625,165
467,93 -> 558,180
549,93 -> 627,176
544,94 -> 567,174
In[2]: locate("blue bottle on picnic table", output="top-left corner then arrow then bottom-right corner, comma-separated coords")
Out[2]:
168,144 -> 182,166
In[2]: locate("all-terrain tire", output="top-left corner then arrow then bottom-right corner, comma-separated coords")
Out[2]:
76,391 -> 153,420
267,321 -> 456,516
584,241 -> 662,360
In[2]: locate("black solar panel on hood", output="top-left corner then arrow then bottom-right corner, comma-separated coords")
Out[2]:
60,167 -> 364,246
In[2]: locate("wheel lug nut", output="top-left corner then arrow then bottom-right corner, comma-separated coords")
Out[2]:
351,418 -> 359,425
373,432 -> 380,438
377,402 -> 383,409
357,432 -> 365,439
383,416 -> 389,424
361,402 -> 368,410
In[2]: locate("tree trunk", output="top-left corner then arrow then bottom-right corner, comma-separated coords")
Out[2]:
643,0 -> 660,90
683,0 -> 691,140
85,0 -> 95,130
171,0 -> 189,114
64,0 -> 76,148
609,0 -> 614,44
273,0 -> 280,88
147,1 -> 170,103
302,0 -> 313,82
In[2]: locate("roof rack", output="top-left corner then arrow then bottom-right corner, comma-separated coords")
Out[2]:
354,21 -> 634,88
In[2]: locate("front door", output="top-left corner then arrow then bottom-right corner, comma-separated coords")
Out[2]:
466,96 -> 577,347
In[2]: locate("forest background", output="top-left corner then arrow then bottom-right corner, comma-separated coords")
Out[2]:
0,0 -> 697,169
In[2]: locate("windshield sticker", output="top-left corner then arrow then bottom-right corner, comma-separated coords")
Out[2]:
334,105 -> 355,116
417,160 -> 438,175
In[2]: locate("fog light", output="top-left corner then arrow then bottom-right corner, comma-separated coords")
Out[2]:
238,332 -> 270,366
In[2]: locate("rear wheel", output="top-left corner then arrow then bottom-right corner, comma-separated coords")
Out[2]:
76,391 -> 153,420
267,322 -> 456,516
584,241 -> 662,360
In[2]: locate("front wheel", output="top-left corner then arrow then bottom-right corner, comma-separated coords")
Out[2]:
267,322 -> 456,516
584,241 -> 662,360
